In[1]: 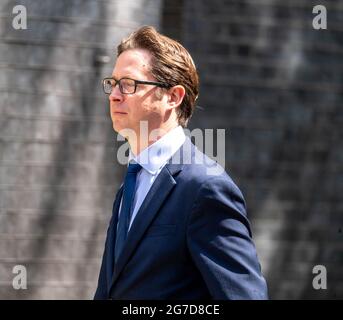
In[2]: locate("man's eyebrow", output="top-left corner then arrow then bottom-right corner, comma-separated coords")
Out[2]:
111,74 -> 136,79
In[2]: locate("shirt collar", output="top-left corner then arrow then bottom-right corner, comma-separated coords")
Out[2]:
128,126 -> 186,175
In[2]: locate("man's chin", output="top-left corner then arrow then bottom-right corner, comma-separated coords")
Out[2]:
112,121 -> 126,134
114,125 -> 137,141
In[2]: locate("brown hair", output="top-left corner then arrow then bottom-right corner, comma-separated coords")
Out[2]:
117,26 -> 199,127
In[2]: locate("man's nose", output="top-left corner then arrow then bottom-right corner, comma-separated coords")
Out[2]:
109,85 -> 123,102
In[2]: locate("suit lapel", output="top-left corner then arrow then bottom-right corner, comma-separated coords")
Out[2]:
110,164 -> 182,288
109,137 -> 194,292
105,186 -> 123,291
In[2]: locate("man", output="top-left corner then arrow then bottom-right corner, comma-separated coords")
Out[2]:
94,26 -> 268,299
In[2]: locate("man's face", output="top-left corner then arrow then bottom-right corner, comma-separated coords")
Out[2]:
109,48 -> 167,136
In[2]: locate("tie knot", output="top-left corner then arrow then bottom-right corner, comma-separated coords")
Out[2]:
127,163 -> 142,174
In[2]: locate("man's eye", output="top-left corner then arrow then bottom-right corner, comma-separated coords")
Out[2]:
104,80 -> 114,89
122,80 -> 135,87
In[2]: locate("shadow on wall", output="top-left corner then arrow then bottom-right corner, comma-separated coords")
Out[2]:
0,0 -> 119,299
176,0 -> 342,299
249,6 -> 341,299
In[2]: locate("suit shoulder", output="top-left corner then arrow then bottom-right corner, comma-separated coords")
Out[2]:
181,148 -> 242,194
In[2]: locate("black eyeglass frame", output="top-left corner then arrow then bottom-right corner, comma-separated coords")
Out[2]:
102,77 -> 171,95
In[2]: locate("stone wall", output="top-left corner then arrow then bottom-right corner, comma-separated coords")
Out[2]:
178,0 -> 342,299
0,0 -> 162,299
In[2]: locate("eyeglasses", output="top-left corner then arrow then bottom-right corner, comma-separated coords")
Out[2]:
102,77 -> 170,95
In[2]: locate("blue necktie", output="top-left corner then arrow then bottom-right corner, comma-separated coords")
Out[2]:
114,163 -> 142,264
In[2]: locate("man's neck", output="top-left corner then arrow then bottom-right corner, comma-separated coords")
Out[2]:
129,124 -> 179,156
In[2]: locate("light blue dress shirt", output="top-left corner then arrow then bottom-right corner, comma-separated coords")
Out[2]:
118,125 -> 186,231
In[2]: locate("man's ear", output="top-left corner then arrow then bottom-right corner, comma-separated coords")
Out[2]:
167,85 -> 185,110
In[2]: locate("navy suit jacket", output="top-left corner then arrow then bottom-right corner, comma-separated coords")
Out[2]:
94,137 -> 268,299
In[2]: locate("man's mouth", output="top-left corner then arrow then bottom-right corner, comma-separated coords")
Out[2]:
113,111 -> 127,114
